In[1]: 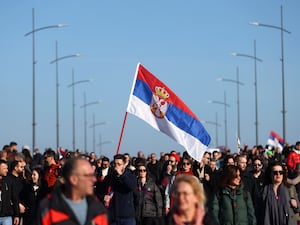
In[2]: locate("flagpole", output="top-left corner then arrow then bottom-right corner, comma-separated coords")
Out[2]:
115,112 -> 129,155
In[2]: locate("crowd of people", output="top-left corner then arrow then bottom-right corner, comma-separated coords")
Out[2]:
1,140 -> 300,225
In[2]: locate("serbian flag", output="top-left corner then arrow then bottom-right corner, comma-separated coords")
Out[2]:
267,130 -> 284,152
126,63 -> 211,161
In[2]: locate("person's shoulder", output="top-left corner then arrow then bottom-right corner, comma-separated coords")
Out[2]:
203,211 -> 218,225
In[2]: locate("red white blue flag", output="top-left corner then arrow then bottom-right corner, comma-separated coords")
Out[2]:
267,130 -> 284,152
126,63 -> 211,161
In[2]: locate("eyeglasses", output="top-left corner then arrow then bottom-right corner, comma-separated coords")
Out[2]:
182,162 -> 191,166
138,169 -> 147,172
253,164 -> 262,167
272,170 -> 284,176
75,173 -> 95,178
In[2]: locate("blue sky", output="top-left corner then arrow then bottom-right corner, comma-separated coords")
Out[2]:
1,1 -> 299,159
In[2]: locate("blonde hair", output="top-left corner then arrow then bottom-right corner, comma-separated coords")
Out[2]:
171,174 -> 206,208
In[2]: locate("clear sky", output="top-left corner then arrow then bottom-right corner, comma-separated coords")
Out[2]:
1,1 -> 299,160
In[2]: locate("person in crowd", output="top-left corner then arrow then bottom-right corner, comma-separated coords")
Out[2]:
20,167 -> 47,225
31,148 -> 44,168
6,160 -> 26,223
0,149 -> 8,161
235,154 -> 257,204
7,141 -> 18,163
0,159 -> 20,225
193,151 -> 213,205
147,153 -> 163,185
165,174 -> 216,225
210,165 -> 256,225
43,149 -> 61,193
261,161 -> 299,225
176,155 -> 194,176
103,154 -> 137,225
162,152 -> 180,215
36,157 -> 108,225
135,164 -> 163,225
286,141 -> 300,178
95,156 -> 112,202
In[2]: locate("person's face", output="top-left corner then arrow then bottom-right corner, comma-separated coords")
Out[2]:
271,165 -> 284,184
227,158 -> 235,166
237,157 -> 247,171
182,160 -> 192,171
114,159 -> 126,173
16,162 -> 25,174
137,166 -> 147,178
209,161 -> 217,171
44,155 -> 53,165
173,181 -> 198,213
0,163 -> 8,176
168,156 -> 177,170
73,160 -> 97,196
32,170 -> 40,184
102,161 -> 109,169
231,170 -> 241,186
202,153 -> 210,165
253,160 -> 263,172
151,154 -> 156,162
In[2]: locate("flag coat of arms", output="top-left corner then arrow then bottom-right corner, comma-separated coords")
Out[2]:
126,63 -> 211,161
267,130 -> 284,151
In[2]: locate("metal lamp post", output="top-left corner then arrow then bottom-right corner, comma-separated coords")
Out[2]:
231,40 -> 262,146
67,70 -> 92,151
217,66 -> 244,141
209,91 -> 230,147
24,8 -> 65,152
80,92 -> 101,152
50,41 -> 80,150
249,5 -> 291,143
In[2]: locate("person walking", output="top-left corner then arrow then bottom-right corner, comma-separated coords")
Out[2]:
36,157 -> 108,225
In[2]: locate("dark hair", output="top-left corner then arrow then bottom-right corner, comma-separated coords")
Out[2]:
114,154 -> 125,162
44,149 -> 56,158
220,165 -> 240,188
61,157 -> 81,182
0,159 -> 7,165
102,157 -> 110,162
264,161 -> 288,186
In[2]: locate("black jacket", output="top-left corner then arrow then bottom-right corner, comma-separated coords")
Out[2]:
0,176 -> 20,217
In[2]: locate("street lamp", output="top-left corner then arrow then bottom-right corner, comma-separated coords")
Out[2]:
249,5 -> 291,143
80,92 -> 101,152
202,112 -> 221,146
90,114 -> 108,153
67,69 -> 92,151
24,8 -> 66,152
231,40 -> 262,146
209,91 -> 230,147
50,41 -> 80,150
217,66 -> 244,141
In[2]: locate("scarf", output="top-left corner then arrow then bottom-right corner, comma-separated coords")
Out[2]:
263,183 -> 289,225
172,206 -> 205,225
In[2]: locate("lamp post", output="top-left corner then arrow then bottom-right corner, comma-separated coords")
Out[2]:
202,112 -> 221,146
209,91 -> 230,147
67,70 -> 91,151
217,66 -> 244,141
24,8 -> 65,152
249,5 -> 291,143
80,92 -> 101,152
50,41 -> 80,150
231,40 -> 262,146
90,114 -> 107,153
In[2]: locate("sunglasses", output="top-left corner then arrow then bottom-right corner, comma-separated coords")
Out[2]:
272,170 -> 284,175
253,164 -> 262,167
182,162 -> 191,166
138,169 -> 147,172
169,160 -> 176,163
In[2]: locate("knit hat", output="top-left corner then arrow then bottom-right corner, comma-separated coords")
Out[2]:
169,153 -> 180,162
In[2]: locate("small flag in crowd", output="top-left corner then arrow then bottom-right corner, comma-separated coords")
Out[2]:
267,130 -> 284,152
126,63 -> 211,161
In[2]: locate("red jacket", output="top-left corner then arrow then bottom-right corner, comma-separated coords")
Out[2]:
287,150 -> 300,171
36,188 -> 108,225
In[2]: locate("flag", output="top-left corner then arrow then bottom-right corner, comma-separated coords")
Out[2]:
267,130 -> 284,152
126,63 -> 211,161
